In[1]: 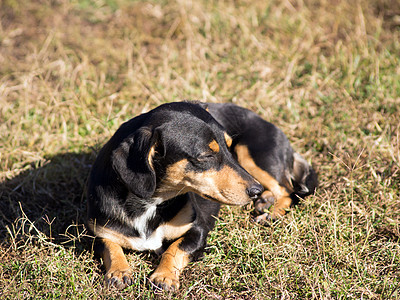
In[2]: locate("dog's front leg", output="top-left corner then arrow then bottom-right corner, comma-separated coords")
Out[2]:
101,238 -> 133,289
150,237 -> 190,292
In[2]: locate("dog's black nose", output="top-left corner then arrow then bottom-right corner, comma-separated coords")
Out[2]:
246,183 -> 264,199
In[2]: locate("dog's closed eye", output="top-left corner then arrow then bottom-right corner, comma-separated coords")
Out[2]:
197,152 -> 216,161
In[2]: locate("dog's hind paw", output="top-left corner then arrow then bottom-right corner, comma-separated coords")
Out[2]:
150,270 -> 179,292
105,269 -> 134,290
253,212 -> 276,225
254,191 -> 275,214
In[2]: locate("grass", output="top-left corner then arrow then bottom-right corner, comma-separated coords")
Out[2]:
1,0 -> 399,298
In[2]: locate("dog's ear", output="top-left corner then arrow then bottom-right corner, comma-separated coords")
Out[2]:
111,127 -> 158,199
184,100 -> 209,111
196,101 -> 209,111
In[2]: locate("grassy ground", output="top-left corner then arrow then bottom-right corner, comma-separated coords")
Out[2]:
1,0 -> 399,298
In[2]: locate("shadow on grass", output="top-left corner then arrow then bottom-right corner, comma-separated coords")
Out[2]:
0,152 -> 95,253
0,151 -> 170,294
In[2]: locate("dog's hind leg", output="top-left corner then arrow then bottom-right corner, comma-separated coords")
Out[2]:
254,192 -> 292,223
235,144 -> 293,222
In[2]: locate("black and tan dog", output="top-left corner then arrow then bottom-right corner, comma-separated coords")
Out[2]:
87,101 -> 317,292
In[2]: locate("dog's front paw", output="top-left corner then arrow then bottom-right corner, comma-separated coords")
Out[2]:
150,270 -> 179,292
105,268 -> 133,289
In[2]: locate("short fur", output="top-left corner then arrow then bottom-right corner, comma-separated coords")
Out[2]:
87,102 -> 263,291
87,101 -> 317,292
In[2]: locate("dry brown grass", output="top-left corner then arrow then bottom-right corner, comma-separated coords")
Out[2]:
1,0 -> 399,298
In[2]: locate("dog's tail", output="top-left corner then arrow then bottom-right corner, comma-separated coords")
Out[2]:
290,152 -> 318,198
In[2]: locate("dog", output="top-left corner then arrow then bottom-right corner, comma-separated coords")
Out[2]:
206,103 -> 318,222
86,101 -> 317,292
87,101 -> 264,292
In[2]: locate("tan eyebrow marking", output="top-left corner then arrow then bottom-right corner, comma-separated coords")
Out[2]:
208,140 -> 220,153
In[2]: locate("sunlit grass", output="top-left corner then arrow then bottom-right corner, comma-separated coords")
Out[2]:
1,0 -> 399,298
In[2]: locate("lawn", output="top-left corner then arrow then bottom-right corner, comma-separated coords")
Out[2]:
1,0 -> 399,299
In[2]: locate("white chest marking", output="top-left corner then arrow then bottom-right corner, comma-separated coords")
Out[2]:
132,204 -> 157,238
127,226 -> 165,251
92,198 -> 193,252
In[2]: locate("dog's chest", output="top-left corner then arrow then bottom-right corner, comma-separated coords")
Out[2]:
127,227 -> 164,252
132,204 -> 158,237
124,198 -> 193,252
125,201 -> 162,251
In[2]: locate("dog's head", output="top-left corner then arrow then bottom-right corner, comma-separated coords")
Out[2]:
111,102 -> 263,205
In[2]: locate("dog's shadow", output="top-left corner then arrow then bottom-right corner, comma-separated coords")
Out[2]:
0,151 -> 96,253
